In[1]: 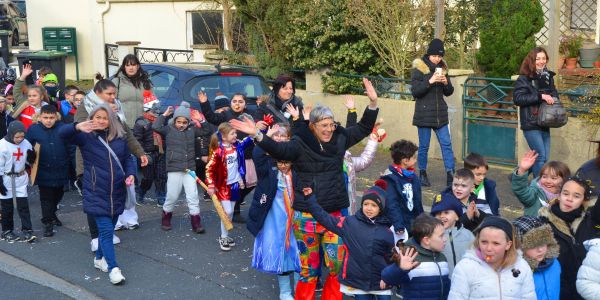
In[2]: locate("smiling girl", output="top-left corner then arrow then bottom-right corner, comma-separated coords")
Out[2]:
538,177 -> 599,300
512,150 -> 570,216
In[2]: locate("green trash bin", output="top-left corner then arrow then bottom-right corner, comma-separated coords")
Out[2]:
15,50 -> 67,90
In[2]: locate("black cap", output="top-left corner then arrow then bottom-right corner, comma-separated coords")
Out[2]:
426,38 -> 445,57
475,216 -> 514,241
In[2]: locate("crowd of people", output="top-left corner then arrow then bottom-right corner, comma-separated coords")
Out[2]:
0,38 -> 598,300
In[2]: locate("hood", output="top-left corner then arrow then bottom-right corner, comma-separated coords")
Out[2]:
538,196 -> 598,239
520,224 -> 560,270
5,120 -> 25,144
413,57 -> 449,75
405,237 -> 442,259
355,208 -> 392,227
84,90 -> 126,123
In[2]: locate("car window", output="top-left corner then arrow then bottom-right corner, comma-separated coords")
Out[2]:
147,70 -> 176,98
186,75 -> 269,102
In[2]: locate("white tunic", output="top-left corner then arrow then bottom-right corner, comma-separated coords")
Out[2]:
0,138 -> 32,199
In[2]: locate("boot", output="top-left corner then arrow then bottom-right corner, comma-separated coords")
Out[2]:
446,170 -> 455,188
190,214 -> 205,234
294,280 -> 317,300
161,211 -> 172,231
43,223 -> 54,237
321,274 -> 341,300
277,275 -> 294,300
419,170 -> 431,187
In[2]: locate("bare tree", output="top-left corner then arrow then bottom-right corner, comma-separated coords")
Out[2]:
347,0 -> 435,77
199,0 -> 235,50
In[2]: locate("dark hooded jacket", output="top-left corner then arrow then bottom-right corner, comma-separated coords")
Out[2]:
513,71 -> 559,131
411,57 -> 454,128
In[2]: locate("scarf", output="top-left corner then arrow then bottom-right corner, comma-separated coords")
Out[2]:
278,171 -> 294,250
84,90 -> 126,123
392,164 -> 415,179
537,181 -> 559,202
551,203 -> 583,224
143,112 -> 163,154
474,182 -> 485,195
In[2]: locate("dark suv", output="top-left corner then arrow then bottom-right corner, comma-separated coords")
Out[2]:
142,63 -> 271,112
0,0 -> 27,46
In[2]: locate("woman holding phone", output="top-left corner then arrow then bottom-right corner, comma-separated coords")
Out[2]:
411,38 -> 455,188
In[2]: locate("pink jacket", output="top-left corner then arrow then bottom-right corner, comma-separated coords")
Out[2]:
345,138 -> 378,214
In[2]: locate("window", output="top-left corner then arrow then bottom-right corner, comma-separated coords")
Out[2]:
190,11 -> 224,48
147,70 -> 176,98
186,75 -> 270,103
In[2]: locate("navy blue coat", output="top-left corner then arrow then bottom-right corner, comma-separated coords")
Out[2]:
247,146 -> 298,237
26,122 -> 69,187
59,124 -> 136,217
303,194 -> 394,292
483,178 -> 500,216
381,166 -> 424,234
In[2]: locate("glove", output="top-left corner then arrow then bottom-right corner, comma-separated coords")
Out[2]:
26,149 -> 36,165
0,176 -> 7,196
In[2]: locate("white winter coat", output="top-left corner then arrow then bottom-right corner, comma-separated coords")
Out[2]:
577,238 -> 600,300
448,249 -> 536,300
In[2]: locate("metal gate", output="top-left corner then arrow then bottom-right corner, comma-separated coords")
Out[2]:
462,77 -> 518,166
104,43 -> 119,77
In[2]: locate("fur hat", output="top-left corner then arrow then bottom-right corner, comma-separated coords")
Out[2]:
361,179 -> 388,212
430,192 -> 463,218
513,216 -> 559,269
173,101 -> 191,121
426,38 -> 445,57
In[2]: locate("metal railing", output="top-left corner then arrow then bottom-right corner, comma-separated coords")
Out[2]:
134,47 -> 193,63
105,43 -> 119,77
326,72 -> 412,99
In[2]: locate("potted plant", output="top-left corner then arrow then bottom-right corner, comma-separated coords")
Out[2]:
560,35 -> 583,69
580,40 -> 600,68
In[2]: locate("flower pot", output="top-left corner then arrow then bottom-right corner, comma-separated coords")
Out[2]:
579,47 -> 600,67
565,57 -> 578,69
594,61 -> 600,68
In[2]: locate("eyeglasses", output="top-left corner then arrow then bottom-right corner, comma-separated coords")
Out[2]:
315,122 -> 337,130
276,161 -> 291,165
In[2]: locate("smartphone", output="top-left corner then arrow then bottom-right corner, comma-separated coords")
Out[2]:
435,67 -> 442,76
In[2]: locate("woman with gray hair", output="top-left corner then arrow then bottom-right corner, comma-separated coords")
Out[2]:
60,103 -> 136,285
231,78 -> 379,299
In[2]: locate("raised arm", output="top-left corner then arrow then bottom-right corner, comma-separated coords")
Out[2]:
351,137 -> 378,173
301,191 -> 345,237
199,97 -> 228,126
229,116 -> 301,161
152,108 -> 172,136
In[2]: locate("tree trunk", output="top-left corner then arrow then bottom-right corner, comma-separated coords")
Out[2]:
435,0 -> 445,39
221,0 -> 234,51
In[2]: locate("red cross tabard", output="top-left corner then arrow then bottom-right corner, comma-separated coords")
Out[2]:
12,148 -> 23,161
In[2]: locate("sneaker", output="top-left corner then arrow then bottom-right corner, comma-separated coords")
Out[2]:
127,224 -> 140,230
219,237 -> 231,251
225,236 -> 236,247
113,234 -> 121,244
114,224 -> 125,231
91,238 -> 98,252
20,230 -> 36,243
94,257 -> 109,272
1,230 -> 20,243
43,223 -> 54,237
109,267 -> 126,285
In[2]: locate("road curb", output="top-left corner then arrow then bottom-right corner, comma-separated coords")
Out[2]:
0,250 -> 101,300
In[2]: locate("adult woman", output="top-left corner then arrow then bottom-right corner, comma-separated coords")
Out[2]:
514,47 -> 559,177
258,74 -> 304,124
111,54 -> 152,127
411,38 -> 455,187
575,140 -> 600,196
231,78 -> 379,300
60,104 -> 136,284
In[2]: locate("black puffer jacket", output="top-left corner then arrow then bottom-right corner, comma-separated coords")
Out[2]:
411,57 -> 454,128
256,107 -> 378,213
257,93 -> 304,125
513,71 -> 559,131
133,116 -> 158,153
200,101 -> 256,158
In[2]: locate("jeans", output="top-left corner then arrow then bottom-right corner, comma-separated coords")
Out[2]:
417,125 -> 455,172
1,197 -> 32,231
94,215 -> 119,270
39,186 -> 64,224
523,129 -> 551,177
353,295 -> 391,300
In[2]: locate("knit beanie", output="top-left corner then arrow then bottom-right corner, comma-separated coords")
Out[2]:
426,38 -> 445,57
5,120 -> 25,144
475,216 -> 514,241
173,101 -> 191,121
512,216 -> 559,269
361,179 -> 388,212
430,192 -> 463,218
42,73 -> 59,84
214,95 -> 230,111
143,90 -> 159,112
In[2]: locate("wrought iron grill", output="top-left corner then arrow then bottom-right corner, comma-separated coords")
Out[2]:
134,47 -> 193,63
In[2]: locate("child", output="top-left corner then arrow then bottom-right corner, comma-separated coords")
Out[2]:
430,192 -> 474,275
205,122 -> 254,250
0,121 -> 36,243
538,177 -> 598,300
512,150 -> 570,216
58,85 -> 81,124
439,168 -> 487,231
0,96 -> 13,138
464,152 -> 500,215
41,73 -> 61,103
26,105 -> 69,237
513,216 -> 561,300
448,216 -> 536,299
152,102 -> 210,234
381,139 -> 423,240
59,104 -> 135,285
381,214 -> 449,300
248,124 -> 300,300
12,80 -> 48,129
35,66 -> 53,86
577,238 -> 600,300
133,91 -> 167,206
302,181 -> 394,299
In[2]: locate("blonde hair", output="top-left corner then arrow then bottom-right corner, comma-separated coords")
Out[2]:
88,103 -> 126,141
208,122 -> 236,159
473,225 -> 519,271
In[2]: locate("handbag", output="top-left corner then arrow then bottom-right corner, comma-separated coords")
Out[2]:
536,97 -> 568,128
98,136 -> 136,209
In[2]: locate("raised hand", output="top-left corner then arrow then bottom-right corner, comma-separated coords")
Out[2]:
76,120 -> 98,133
286,103 -> 300,120
197,91 -> 208,103
20,64 -> 33,80
266,124 -> 281,137
466,201 -> 476,220
517,150 -> 538,175
229,116 -> 258,136
302,105 -> 312,121
163,106 -> 174,117
363,78 -> 378,108
344,95 -> 355,110
398,246 -> 420,271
